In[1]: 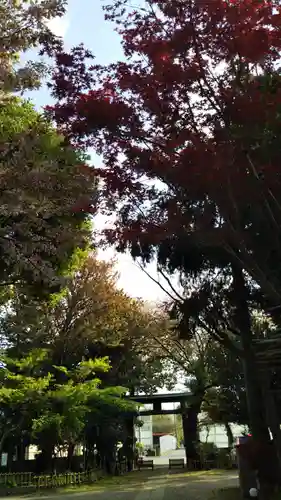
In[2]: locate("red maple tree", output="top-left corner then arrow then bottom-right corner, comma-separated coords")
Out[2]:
47,1 -> 281,306
46,2 -> 281,485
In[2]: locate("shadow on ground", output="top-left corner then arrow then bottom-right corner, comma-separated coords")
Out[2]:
48,470 -> 237,496
9,469 -> 238,499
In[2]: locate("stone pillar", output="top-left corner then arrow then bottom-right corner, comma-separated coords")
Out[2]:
153,401 -> 161,412
181,402 -> 189,465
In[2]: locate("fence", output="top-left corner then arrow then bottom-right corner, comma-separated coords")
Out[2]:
0,456 -> 234,490
0,469 -> 104,490
187,456 -> 235,470
0,472 -> 33,487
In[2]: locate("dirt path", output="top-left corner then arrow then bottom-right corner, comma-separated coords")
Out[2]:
8,470 -> 238,500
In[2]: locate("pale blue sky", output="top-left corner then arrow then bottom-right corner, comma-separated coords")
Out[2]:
25,0 -> 175,303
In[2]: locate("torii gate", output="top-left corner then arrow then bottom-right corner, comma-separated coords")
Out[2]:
128,391 -> 195,462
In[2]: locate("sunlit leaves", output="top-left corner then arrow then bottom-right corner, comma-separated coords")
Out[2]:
0,0 -> 67,95
0,98 -> 95,295
0,349 -> 134,452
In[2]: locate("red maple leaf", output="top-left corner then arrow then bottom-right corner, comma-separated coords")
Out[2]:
48,0 -> 281,305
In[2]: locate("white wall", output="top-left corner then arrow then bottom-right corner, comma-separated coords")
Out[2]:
135,415 -> 153,449
199,422 -> 248,448
160,434 -> 177,454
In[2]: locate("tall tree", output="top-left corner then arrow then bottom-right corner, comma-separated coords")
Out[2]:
0,349 -> 51,458
0,348 -> 136,472
202,350 -> 248,447
47,2 -> 281,310
47,1 -> 281,492
1,255 -> 171,392
1,255 -> 172,472
32,356 -> 134,473
0,98 -> 95,296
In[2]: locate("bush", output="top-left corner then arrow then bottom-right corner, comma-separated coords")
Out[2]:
217,449 -> 233,469
199,442 -> 218,461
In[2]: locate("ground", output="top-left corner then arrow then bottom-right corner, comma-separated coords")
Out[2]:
4,449 -> 238,500
150,448 -> 187,466
7,469 -> 238,500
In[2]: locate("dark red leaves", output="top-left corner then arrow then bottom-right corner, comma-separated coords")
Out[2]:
74,92 -> 132,133
48,0 -> 281,259
56,52 -> 74,66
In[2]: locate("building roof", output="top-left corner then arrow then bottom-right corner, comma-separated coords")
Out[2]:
153,432 -> 173,436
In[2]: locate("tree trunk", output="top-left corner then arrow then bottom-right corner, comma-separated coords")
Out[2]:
16,441 -> 26,470
182,402 -> 201,465
225,422 -> 234,448
231,265 -> 270,441
0,429 -> 11,458
35,445 -> 53,474
104,446 -> 116,475
67,443 -> 75,471
262,374 -> 281,484
231,265 -> 277,498
7,446 -> 14,472
124,416 -> 135,472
